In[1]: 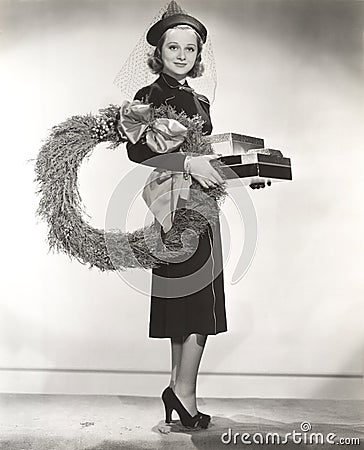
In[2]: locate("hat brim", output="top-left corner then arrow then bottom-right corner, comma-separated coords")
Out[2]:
146,14 -> 207,46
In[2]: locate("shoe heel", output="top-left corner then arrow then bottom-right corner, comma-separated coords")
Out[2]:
164,402 -> 173,423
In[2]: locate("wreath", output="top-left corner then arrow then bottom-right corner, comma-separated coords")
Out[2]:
34,103 -> 228,271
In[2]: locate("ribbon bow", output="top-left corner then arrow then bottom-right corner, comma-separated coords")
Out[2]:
118,100 -> 187,153
118,100 -> 192,233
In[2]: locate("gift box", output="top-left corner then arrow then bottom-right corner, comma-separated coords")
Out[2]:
206,133 -> 292,187
205,132 -> 264,156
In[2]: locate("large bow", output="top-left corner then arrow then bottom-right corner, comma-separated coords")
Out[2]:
118,100 -> 187,153
118,100 -> 191,233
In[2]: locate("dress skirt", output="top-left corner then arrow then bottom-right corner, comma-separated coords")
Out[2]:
149,211 -> 227,338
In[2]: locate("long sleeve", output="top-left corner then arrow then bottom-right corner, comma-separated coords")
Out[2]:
126,85 -> 187,172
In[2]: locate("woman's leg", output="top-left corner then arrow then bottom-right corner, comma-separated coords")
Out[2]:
169,336 -> 184,389
174,333 -> 207,416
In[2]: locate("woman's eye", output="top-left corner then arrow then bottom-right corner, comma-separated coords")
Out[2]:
186,47 -> 195,52
169,46 -> 178,50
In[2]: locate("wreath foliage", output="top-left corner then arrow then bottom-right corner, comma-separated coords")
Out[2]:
34,104 -> 228,271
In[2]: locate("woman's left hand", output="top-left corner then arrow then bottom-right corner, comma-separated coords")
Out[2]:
189,155 -> 226,189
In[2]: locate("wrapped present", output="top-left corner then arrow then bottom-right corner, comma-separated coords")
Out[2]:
205,132 -> 264,156
205,133 -> 292,187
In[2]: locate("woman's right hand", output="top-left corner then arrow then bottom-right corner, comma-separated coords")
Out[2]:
189,155 -> 226,189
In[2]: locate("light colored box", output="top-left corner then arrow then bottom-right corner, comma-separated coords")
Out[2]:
205,132 -> 264,156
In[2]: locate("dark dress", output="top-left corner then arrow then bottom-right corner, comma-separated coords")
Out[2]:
127,72 -> 227,338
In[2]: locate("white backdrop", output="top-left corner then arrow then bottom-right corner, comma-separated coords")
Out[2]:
0,0 -> 363,398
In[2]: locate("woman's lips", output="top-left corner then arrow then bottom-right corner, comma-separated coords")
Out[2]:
174,62 -> 187,67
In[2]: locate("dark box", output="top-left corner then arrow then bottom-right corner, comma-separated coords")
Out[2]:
204,133 -> 292,186
219,149 -> 292,184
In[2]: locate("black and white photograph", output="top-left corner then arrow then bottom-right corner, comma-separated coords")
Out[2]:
0,0 -> 363,448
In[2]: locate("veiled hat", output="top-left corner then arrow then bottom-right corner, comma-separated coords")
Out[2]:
114,0 -> 217,102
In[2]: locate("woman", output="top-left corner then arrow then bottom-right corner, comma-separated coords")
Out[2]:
125,5 -> 227,430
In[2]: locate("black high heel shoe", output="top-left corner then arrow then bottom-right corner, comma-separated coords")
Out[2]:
168,386 -> 211,422
162,387 -> 209,429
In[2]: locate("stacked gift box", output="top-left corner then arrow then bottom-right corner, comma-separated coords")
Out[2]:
205,133 -> 292,188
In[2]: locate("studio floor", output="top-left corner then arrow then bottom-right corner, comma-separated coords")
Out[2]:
0,394 -> 363,449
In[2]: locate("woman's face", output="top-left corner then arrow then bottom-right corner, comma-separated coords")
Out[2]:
161,28 -> 198,81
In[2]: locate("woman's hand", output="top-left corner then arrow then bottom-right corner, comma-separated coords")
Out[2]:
189,155 -> 226,189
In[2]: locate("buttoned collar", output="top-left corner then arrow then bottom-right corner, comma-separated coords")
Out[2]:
158,72 -> 209,104
159,72 -> 192,90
